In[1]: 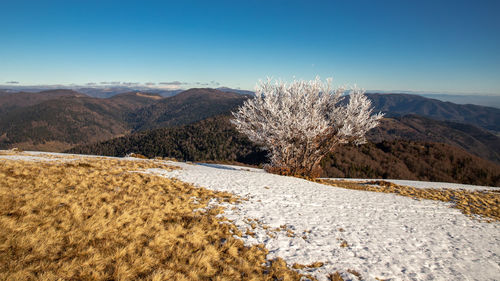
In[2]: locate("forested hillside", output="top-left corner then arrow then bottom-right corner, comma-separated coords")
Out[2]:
68,116 -> 266,165
0,89 -> 247,151
320,141 -> 500,186
128,88 -> 249,131
68,115 -> 500,186
367,115 -> 500,164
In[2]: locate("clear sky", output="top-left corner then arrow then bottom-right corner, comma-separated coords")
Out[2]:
1,0 -> 499,93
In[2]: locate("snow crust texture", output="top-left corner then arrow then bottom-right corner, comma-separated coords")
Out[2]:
149,162 -> 500,281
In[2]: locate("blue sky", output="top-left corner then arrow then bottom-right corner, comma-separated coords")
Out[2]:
1,0 -> 499,93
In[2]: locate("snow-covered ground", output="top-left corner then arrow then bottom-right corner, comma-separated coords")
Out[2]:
0,154 -> 77,162
2,151 -> 499,280
148,162 -> 500,281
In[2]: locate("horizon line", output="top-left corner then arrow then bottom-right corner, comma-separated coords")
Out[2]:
1,83 -> 499,97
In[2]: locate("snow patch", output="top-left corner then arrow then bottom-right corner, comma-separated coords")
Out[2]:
142,161 -> 500,281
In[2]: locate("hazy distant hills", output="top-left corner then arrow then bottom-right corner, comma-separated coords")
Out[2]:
0,86 -> 184,98
0,90 -> 86,114
367,93 -> 500,132
76,87 -> 184,98
68,115 -> 500,186
217,87 -> 255,96
419,94 -> 500,109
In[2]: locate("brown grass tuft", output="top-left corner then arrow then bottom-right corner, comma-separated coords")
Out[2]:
126,152 -> 148,159
0,156 -> 304,280
347,269 -> 362,279
292,261 -> 324,269
264,165 -> 321,179
339,240 -> 349,248
328,272 -> 345,281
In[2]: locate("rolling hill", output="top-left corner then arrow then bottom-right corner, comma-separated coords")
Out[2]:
0,89 -> 251,151
67,115 -> 265,165
0,92 -> 162,151
367,93 -> 500,132
129,88 -> 250,131
0,89 -> 86,114
3,88 -> 499,169
320,141 -> 500,186
67,115 -> 500,186
367,115 -> 500,164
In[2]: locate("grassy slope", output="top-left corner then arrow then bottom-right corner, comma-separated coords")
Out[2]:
0,154 -> 302,280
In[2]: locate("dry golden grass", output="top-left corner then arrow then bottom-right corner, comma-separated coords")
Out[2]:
319,179 -> 500,222
292,262 -> 324,270
0,156 -> 304,280
327,272 -> 344,281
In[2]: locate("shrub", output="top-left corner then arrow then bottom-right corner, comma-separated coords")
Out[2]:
231,77 -> 382,177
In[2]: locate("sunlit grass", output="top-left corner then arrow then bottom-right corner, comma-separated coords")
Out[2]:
0,156 -> 303,280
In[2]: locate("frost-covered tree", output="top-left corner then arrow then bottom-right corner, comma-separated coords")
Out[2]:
231,77 -> 383,176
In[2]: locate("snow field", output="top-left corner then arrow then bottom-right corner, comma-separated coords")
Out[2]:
2,152 -> 499,280
145,162 -> 500,281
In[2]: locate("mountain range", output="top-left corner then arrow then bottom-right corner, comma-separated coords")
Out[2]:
367,93 -> 500,132
0,88 -> 249,151
1,87 -> 499,185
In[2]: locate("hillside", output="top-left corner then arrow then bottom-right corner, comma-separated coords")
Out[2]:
129,88 -> 250,131
367,93 -> 500,132
68,115 -> 500,186
0,89 -> 249,151
320,141 -> 500,186
68,116 -> 266,165
0,152 -> 301,280
3,89 -> 500,164
0,89 -> 86,114
0,92 -> 161,151
367,115 -> 500,164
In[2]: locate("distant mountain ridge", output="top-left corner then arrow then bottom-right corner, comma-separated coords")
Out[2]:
0,93 -> 161,151
367,115 -> 500,164
217,87 -> 255,96
0,89 -> 87,114
366,93 -> 500,132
